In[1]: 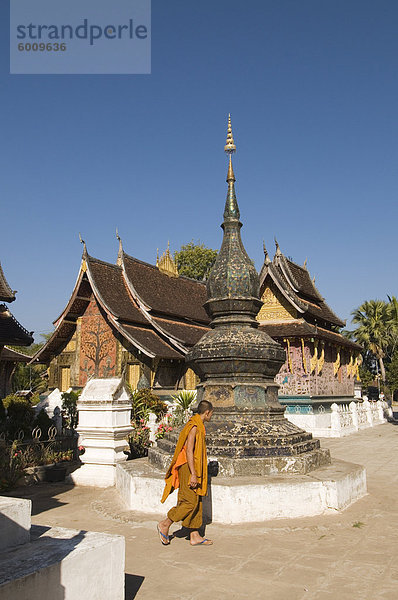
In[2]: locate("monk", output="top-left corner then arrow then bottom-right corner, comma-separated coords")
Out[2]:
157,400 -> 214,546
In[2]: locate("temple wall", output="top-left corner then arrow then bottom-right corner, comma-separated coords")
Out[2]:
276,339 -> 355,397
48,297 -> 141,391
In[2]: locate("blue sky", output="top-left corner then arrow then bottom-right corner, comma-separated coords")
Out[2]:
1,0 -> 397,341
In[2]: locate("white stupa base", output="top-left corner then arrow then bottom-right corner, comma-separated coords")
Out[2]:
116,457 -> 367,524
69,463 -> 118,487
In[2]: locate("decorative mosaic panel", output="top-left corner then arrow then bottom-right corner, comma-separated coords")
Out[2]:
276,339 -> 354,397
79,296 -> 117,386
257,282 -> 297,322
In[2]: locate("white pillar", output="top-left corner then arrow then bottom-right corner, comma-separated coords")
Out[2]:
376,400 -> 385,423
148,412 -> 157,444
330,403 -> 342,435
349,401 -> 359,431
363,398 -> 373,426
71,378 -> 133,487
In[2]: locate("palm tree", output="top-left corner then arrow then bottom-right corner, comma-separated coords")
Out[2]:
387,296 -> 398,360
351,300 -> 390,382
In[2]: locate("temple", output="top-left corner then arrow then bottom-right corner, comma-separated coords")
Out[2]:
0,262 -> 33,397
257,243 -> 362,407
31,240 -> 209,396
31,122 -> 361,428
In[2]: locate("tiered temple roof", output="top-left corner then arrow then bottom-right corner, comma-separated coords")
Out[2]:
0,261 -> 33,347
32,244 -> 210,365
258,243 -> 360,350
32,234 -> 359,366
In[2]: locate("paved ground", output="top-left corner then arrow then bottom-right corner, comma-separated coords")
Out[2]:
6,423 -> 398,600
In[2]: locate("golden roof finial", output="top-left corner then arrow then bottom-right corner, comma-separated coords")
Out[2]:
224,113 -> 236,155
79,232 -> 87,256
157,242 -> 179,278
274,237 -> 281,256
156,248 -> 159,267
263,241 -> 271,265
303,258 -> 308,269
116,228 -> 123,266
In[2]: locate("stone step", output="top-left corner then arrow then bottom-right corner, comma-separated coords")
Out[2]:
0,497 -> 31,553
0,524 -> 125,600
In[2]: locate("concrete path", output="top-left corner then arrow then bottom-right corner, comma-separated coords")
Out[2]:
6,423 -> 398,599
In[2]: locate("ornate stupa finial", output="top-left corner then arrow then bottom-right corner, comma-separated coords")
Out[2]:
116,228 -> 123,266
79,232 -> 87,256
223,116 -> 240,221
204,115 -> 260,317
224,113 -> 236,154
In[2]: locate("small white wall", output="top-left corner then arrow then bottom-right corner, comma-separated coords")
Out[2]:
285,399 -> 386,438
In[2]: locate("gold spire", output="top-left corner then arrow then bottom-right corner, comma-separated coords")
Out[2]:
224,113 -> 236,154
157,243 -> 179,278
303,258 -> 308,269
227,155 -> 235,182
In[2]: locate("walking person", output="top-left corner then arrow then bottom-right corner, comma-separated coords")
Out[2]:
157,400 -> 214,546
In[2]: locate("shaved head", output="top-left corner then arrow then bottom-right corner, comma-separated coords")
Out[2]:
196,400 -> 214,414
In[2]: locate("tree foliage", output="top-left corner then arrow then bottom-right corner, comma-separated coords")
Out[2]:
350,297 -> 398,398
8,336 -> 50,394
174,241 -> 218,281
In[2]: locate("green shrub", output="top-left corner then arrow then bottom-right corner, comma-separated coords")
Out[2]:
127,423 -> 151,459
2,394 -> 35,439
128,387 -> 167,424
61,390 -> 79,430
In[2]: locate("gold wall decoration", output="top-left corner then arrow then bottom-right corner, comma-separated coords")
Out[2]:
333,346 -> 341,377
257,283 -> 297,322
127,363 -> 140,389
310,340 -> 318,374
60,366 -> 71,392
283,338 -> 293,373
317,342 -> 325,374
347,353 -> 353,378
301,338 -> 308,374
157,242 -> 179,278
354,355 -> 361,381
185,368 -> 199,390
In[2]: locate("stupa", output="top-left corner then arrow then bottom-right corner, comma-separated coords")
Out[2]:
151,115 -> 330,476
117,117 -> 366,523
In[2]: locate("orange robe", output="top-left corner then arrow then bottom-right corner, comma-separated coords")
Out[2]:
161,413 -> 208,503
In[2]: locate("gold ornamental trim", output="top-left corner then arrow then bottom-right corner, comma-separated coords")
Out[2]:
317,341 -> 325,374
310,340 -> 318,375
333,346 -> 341,377
301,338 -> 307,374
284,338 -> 293,373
